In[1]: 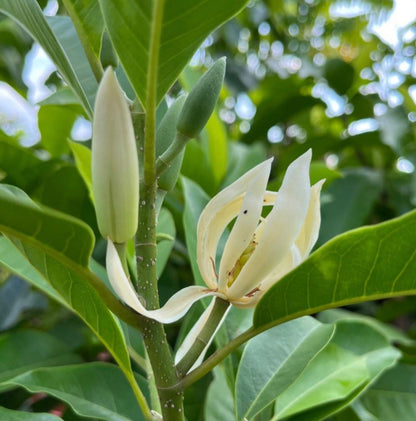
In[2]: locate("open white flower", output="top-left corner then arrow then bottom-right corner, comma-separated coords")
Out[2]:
106,149 -> 324,323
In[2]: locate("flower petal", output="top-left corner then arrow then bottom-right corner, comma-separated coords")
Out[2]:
106,240 -> 218,323
197,158 -> 273,289
175,297 -> 231,373
295,179 -> 325,259
217,161 -> 271,291
227,150 -> 312,300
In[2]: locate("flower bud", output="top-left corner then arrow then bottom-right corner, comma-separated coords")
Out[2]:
156,95 -> 187,191
92,67 -> 139,243
177,57 -> 226,139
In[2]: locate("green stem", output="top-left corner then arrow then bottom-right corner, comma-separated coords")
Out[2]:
176,297 -> 230,377
135,0 -> 184,419
155,132 -> 189,177
175,326 -> 257,391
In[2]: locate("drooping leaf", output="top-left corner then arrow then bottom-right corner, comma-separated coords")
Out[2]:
0,185 -> 143,407
254,209 -> 416,330
99,0 -> 249,106
4,362 -> 148,421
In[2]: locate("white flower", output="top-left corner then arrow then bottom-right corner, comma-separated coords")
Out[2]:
106,149 -> 323,323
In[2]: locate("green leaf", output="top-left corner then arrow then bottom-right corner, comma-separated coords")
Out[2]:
5,362 -> 147,421
254,209 -> 416,330
0,407 -> 62,421
156,208 -> 176,278
359,363 -> 416,421
274,320 -> 400,421
0,276 -> 47,331
99,0 -> 249,106
0,330 -> 81,392
61,0 -> 104,80
204,368 -> 234,421
69,140 -> 94,202
0,185 -> 144,409
324,58 -> 355,95
319,168 -> 383,245
0,236 -> 66,306
47,15 -> 98,111
38,104 -> 78,157
235,317 -> 335,420
0,0 -> 94,116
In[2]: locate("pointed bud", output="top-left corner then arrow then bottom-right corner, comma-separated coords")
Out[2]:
156,95 -> 187,191
177,57 -> 226,139
92,67 -> 139,243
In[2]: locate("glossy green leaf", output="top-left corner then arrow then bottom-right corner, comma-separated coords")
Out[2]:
5,362 -> 147,421
0,0 -> 94,116
319,168 -> 383,245
359,363 -> 416,421
99,0 -> 249,106
0,407 -> 62,421
272,320 -> 400,421
236,317 -> 335,420
0,330 -> 81,391
254,209 -> 416,330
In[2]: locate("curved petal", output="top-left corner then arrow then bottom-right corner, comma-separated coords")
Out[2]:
106,241 -> 219,323
295,179 -> 325,259
218,161 -> 271,291
175,298 -> 231,373
227,150 -> 312,300
197,158 -> 273,289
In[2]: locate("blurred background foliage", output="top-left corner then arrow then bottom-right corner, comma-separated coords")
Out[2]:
1,0 -> 416,419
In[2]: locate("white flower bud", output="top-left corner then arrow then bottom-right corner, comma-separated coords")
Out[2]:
92,67 -> 139,243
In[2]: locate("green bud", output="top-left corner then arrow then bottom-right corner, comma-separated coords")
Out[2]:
100,31 -> 118,69
156,95 -> 187,191
92,67 -> 139,243
177,57 -> 226,139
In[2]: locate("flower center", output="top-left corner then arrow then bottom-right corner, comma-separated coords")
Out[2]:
227,233 -> 258,288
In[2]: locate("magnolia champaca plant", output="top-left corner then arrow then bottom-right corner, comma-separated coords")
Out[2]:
0,1 -> 416,420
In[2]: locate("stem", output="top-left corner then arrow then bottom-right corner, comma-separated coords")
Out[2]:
176,297 -> 230,377
155,132 -> 189,176
175,327 -> 257,391
135,0 -> 184,419
125,372 -> 153,421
